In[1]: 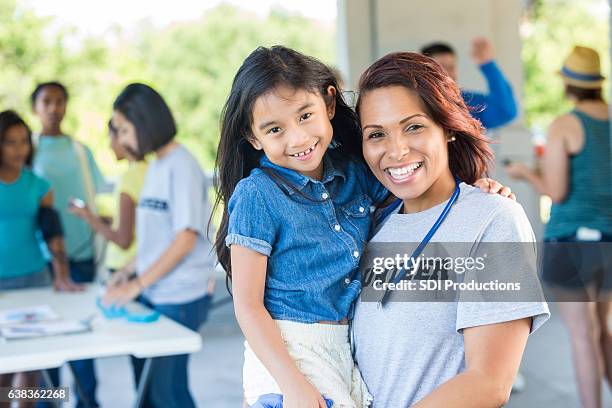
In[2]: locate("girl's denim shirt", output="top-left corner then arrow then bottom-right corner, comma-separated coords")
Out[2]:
226,150 -> 388,323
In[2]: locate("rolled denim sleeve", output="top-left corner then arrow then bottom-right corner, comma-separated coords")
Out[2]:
226,178 -> 276,256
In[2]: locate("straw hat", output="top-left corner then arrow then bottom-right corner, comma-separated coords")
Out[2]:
560,46 -> 605,89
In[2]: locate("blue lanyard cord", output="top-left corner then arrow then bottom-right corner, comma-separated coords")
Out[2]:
380,177 -> 461,307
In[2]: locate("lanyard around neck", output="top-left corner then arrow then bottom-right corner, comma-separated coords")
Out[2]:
380,176 -> 461,307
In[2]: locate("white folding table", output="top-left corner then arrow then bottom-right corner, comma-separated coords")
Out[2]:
0,285 -> 202,407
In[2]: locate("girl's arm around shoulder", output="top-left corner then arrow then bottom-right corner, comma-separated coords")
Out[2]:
232,244 -> 328,408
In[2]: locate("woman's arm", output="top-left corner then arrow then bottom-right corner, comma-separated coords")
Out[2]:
40,192 -> 81,291
413,318 -> 531,407
70,192 -> 135,249
102,228 -> 197,305
231,245 -> 328,408
505,115 -> 573,203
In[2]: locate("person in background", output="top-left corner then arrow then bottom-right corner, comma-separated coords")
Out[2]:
421,37 -> 518,130
31,81 -> 105,408
0,110 -> 80,406
70,120 -> 148,276
104,83 -> 213,408
506,45 -> 611,408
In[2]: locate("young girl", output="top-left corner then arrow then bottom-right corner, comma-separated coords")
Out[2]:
103,83 -> 213,408
352,51 -> 549,407
70,120 -> 148,276
214,46 -> 512,408
0,109 -> 78,404
31,81 -> 104,408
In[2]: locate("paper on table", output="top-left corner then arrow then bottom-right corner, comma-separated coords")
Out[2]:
0,305 -> 59,326
0,319 -> 91,340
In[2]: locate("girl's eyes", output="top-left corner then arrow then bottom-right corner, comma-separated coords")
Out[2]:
299,112 -> 312,121
266,127 -> 282,135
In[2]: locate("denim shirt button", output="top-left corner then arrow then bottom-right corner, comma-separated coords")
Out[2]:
359,206 -> 365,213
334,224 -> 341,232
322,192 -> 329,200
353,251 -> 360,258
344,277 -> 351,285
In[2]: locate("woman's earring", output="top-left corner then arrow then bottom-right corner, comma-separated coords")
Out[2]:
448,136 -> 456,142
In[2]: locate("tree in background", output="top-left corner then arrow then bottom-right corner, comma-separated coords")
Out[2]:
0,0 -> 335,174
522,0 -> 609,128
2,0 -> 608,169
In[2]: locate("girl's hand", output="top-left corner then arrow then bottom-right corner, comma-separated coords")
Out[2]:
53,276 -> 83,292
102,279 -> 141,307
283,378 -> 328,408
68,202 -> 93,222
474,177 -> 516,201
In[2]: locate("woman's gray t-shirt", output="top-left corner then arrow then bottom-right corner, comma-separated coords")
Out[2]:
136,144 -> 214,304
352,183 -> 550,407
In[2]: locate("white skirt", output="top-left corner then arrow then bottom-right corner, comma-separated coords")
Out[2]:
243,320 -> 372,407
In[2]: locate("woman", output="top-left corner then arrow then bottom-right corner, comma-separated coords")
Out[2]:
103,83 -> 214,408
351,52 -> 549,407
506,45 -> 611,408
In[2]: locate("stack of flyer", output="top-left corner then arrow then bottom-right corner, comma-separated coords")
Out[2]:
0,305 -> 90,340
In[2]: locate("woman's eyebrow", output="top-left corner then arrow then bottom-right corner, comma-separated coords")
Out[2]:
362,113 -> 428,131
399,113 -> 427,124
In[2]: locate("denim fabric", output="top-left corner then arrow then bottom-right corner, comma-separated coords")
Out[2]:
250,393 -> 333,407
226,150 -> 388,323
131,294 -> 212,408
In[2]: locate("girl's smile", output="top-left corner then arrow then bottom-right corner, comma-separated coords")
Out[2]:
250,85 -> 336,180
289,141 -> 319,161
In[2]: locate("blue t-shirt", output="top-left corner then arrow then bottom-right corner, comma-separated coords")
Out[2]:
33,135 -> 106,261
226,150 -> 388,323
461,60 -> 518,130
0,169 -> 50,278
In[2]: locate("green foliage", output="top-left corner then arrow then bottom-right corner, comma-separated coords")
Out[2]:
522,0 -> 609,128
0,1 -> 335,175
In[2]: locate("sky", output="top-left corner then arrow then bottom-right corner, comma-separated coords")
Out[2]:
26,0 -> 337,37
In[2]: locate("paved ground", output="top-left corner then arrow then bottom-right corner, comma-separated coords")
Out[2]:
61,276 -> 610,407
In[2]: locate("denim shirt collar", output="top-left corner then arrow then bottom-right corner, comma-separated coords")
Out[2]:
259,152 -> 346,195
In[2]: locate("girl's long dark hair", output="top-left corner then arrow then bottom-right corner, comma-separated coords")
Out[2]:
212,45 -> 361,280
0,110 -> 33,168
356,52 -> 494,183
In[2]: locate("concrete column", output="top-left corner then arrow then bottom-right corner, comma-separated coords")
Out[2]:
336,0 -> 543,236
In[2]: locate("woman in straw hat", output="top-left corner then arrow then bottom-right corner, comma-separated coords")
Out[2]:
506,45 -> 611,408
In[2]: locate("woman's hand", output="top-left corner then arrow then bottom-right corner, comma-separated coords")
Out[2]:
474,177 -> 516,201
53,275 -> 83,292
106,268 -> 133,288
504,162 -> 531,181
102,279 -> 142,307
282,378 -> 329,408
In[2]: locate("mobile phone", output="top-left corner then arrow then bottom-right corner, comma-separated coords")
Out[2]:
70,198 -> 86,209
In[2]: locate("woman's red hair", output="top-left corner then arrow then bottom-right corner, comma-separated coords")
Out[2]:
356,52 -> 494,183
